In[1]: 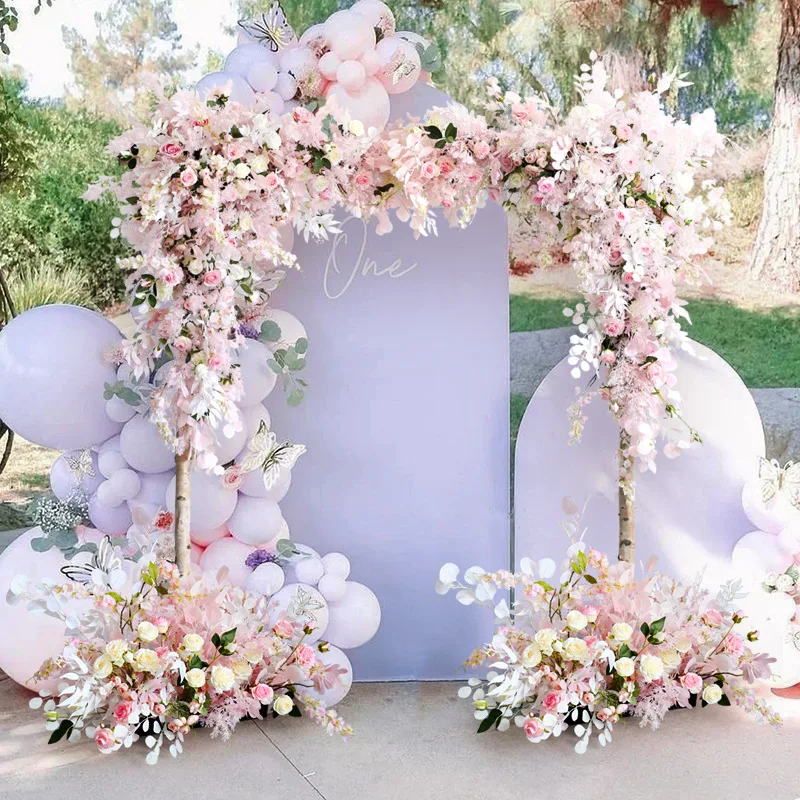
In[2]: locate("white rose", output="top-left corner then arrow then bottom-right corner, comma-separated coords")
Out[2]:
93,654 -> 113,679
702,684 -> 722,704
535,628 -> 558,655
639,654 -> 664,682
521,644 -> 542,668
674,635 -> 693,654
348,119 -> 364,137
566,610 -> 588,631
105,639 -> 128,665
563,637 -> 590,663
188,259 -> 204,275
775,573 -> 795,593
210,665 -> 236,693
614,657 -> 635,677
183,634 -> 204,654
230,657 -> 252,679
185,668 -> 206,689
611,622 -> 633,642
234,162 -> 251,179
137,621 -> 159,643
133,648 -> 160,673
273,695 -> 294,716
243,645 -> 263,665
660,650 -> 681,669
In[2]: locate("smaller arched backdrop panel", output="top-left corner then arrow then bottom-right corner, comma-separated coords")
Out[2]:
270,84 -> 510,680
515,341 -> 765,587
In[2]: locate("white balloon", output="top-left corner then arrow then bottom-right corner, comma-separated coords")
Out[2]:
246,60 -> 278,92
196,72 -> 256,106
0,305 -> 123,450
732,531 -> 791,588
742,477 -> 800,534
262,91 -> 285,115
239,465 -> 291,500
50,450 -> 103,501
105,395 -> 137,424
246,561 -> 286,596
199,537 -> 253,588
294,555 -> 325,585
270,583 -> 329,643
120,414 -> 175,474
318,573 -> 347,603
213,422 -> 248,466
166,469 -> 239,535
95,480 -> 123,508
224,44 -> 276,77
237,339 -> 278,407
777,526 -> 800,555
302,645 -> 353,705
321,552 -> 351,580
261,308 -> 307,352
89,493 -> 132,535
98,449 -> 129,479
108,468 -> 142,502
274,71 -> 298,101
228,494 -> 285,546
324,582 -> 381,649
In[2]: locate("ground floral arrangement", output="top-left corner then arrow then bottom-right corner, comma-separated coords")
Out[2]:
89,44 -> 730,490
437,507 -> 780,753
9,521 -> 350,765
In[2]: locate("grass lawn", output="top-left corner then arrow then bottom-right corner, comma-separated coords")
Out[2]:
510,296 -> 800,388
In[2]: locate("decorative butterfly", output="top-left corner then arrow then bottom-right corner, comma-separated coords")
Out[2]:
758,457 -> 800,509
60,536 -> 123,584
239,420 -> 306,489
787,628 -> 800,653
389,49 -> 418,86
63,450 -> 96,484
238,2 -> 297,52
290,585 -> 326,620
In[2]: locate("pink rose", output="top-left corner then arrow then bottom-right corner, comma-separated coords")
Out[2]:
225,144 -> 242,161
581,605 -> 599,622
203,269 -> 222,287
542,691 -> 560,712
274,618 -> 294,637
604,320 -> 624,337
222,466 -> 242,490
355,172 -> 370,187
94,727 -> 116,754
523,716 -> 544,741
112,701 -> 133,724
264,173 -> 280,190
703,609 -> 723,627
614,208 -> 630,225
153,616 -> 169,633
646,362 -> 665,385
252,683 -> 274,704
681,672 -> 703,694
511,103 -> 530,123
421,161 -> 439,180
159,265 -> 183,286
293,107 -> 313,124
617,124 -> 633,141
724,634 -> 745,657
661,216 -> 678,235
180,167 -> 197,187
600,349 -> 616,365
174,335 -> 192,353
472,140 -> 490,160
294,645 -> 316,667
437,157 -> 456,176
160,142 -> 182,158
537,176 -> 555,195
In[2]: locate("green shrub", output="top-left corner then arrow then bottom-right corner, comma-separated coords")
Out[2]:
6,261 -> 93,313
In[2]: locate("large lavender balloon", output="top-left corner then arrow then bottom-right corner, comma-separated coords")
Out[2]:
0,305 -> 123,450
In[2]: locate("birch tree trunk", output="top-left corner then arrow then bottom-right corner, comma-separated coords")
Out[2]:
173,448 -> 192,575
748,0 -> 800,292
618,431 -> 635,563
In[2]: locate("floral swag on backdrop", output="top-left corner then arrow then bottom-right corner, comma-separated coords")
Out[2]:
3,0 -> 777,763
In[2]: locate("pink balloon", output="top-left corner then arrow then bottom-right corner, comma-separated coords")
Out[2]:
0,529 -> 75,690
351,0 -> 396,38
361,49 -> 381,77
318,51 -> 341,81
376,36 -> 421,94
190,524 -> 229,548
199,538 -> 254,588
324,11 -> 376,60
190,542 -> 205,564
337,60 -> 367,93
326,78 -> 390,132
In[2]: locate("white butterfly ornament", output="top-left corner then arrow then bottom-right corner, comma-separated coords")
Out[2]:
239,420 -> 306,490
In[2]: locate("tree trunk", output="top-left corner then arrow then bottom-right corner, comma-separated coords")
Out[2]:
618,431 -> 635,564
174,448 -> 192,575
748,0 -> 800,292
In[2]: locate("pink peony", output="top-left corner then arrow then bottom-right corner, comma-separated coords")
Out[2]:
472,140 -> 491,160
724,634 -> 745,657
94,727 -> 116,754
294,645 -> 316,667
252,683 -> 274,703
681,672 -> 703,694
112,701 -> 133,724
523,716 -> 544,741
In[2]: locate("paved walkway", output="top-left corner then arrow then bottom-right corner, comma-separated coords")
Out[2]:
1,676 -> 798,798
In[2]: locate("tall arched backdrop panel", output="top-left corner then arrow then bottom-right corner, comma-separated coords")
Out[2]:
270,86 -> 511,680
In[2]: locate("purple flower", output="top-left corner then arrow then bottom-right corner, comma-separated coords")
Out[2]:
239,323 -> 260,340
245,549 -> 278,570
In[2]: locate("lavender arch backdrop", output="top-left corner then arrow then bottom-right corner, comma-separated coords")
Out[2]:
270,83 -> 510,681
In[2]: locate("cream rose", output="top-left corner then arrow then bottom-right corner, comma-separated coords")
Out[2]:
93,654 -> 113,679
273,695 -> 294,716
702,684 -> 722,704
563,637 -> 590,663
234,162 -> 251,180
185,668 -> 206,689
566,610 -> 588,632
210,665 -> 236,692
137,621 -> 159,643
614,657 -> 635,677
535,628 -> 558,655
674,635 -> 693,654
611,622 -> 633,642
230,657 -> 252,679
105,639 -> 128,665
639,654 -> 664,682
660,650 -> 681,669
243,645 -> 263,665
183,634 -> 204,654
521,644 -> 542,668
133,648 -> 160,673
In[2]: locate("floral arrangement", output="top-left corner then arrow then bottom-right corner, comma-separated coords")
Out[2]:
436,507 -> 779,753
9,528 -> 350,765
89,52 -> 729,489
